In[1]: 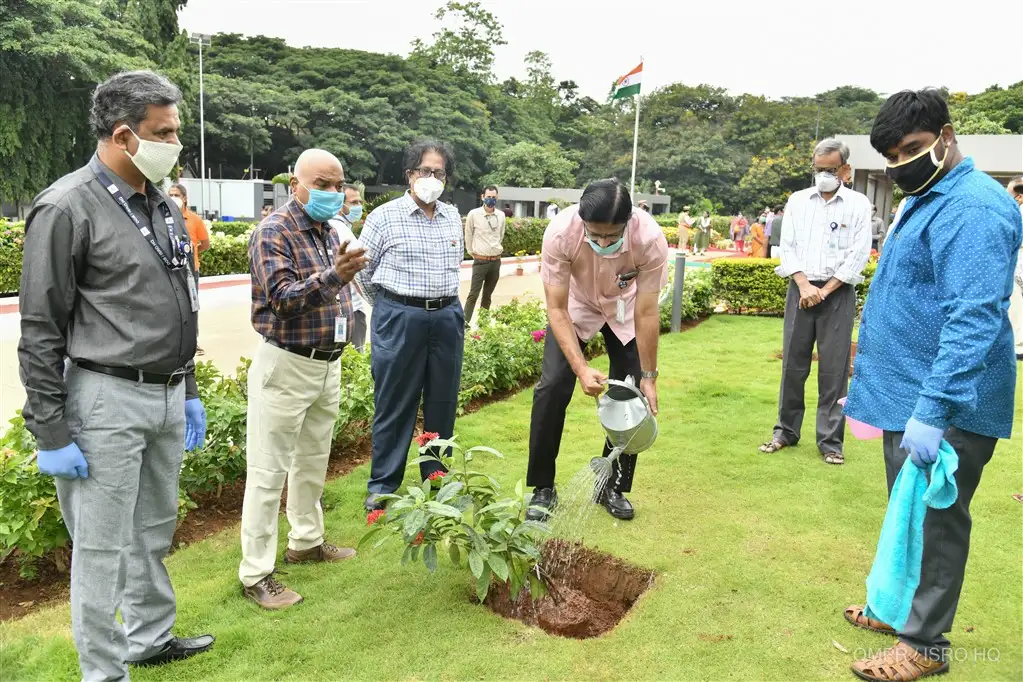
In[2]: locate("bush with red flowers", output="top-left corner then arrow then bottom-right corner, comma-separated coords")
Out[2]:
360,434 -> 549,602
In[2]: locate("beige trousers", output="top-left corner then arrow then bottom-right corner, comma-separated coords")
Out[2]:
1010,281 -> 1023,355
239,341 -> 341,587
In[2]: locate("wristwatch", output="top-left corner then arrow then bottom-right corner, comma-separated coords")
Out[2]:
640,370 -> 658,379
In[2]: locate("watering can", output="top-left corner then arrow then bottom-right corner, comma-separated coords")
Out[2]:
590,377 -> 658,478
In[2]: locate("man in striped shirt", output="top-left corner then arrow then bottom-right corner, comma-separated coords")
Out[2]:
359,140 -> 465,511
239,149 -> 367,609
758,138 -> 872,465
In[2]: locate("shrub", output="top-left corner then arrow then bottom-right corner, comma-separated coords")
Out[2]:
201,232 -> 251,277
712,258 -> 878,314
658,267 -> 715,330
0,221 -> 26,294
501,218 -> 546,257
209,221 -> 255,237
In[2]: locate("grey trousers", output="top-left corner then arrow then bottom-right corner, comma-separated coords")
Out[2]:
463,258 -> 501,324
56,365 -> 185,682
773,279 -> 855,454
882,427 -> 997,660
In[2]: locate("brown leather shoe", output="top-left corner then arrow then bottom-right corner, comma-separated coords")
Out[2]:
851,641 -> 949,681
845,604 -> 896,634
243,575 -> 303,610
285,542 -> 356,564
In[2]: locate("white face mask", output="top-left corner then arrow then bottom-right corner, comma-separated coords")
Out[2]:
814,172 -> 840,193
123,129 -> 182,183
412,176 -> 444,205
170,196 -> 184,210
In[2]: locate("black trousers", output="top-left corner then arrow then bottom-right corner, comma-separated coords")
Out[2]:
463,259 -> 501,324
527,324 -> 641,493
881,427 -> 997,660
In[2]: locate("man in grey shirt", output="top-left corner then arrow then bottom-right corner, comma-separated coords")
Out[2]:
768,205 -> 784,258
18,70 -> 214,681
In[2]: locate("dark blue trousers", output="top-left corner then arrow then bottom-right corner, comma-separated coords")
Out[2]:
368,295 -> 465,494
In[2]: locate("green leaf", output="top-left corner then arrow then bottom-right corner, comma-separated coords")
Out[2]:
358,525 -> 384,549
448,541 -> 462,567
423,544 -> 438,572
436,480 -> 464,504
401,544 -> 414,566
466,445 -> 504,459
468,549 -> 484,579
424,501 -> 464,519
409,486 -> 426,501
477,499 -> 516,515
488,553 -> 509,582
408,455 -> 441,466
475,568 -> 492,602
403,509 -> 426,536
515,479 -> 524,499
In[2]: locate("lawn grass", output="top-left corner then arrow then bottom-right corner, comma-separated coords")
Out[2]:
2,316 -> 1020,681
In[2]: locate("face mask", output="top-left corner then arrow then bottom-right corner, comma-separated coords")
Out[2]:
170,196 -> 184,210
586,232 -> 625,256
483,197 -> 497,208
814,172 -> 840,193
885,135 -> 950,195
298,183 -> 345,222
123,129 -> 182,183
346,204 -> 363,222
413,176 -> 444,204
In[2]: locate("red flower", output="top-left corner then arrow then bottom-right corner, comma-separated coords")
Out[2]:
471,333 -> 481,340
412,531 -> 424,546
415,432 -> 440,447
366,509 -> 386,525
427,470 -> 446,481
530,329 -> 546,343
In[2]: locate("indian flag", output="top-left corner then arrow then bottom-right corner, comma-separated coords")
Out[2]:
612,63 -> 642,100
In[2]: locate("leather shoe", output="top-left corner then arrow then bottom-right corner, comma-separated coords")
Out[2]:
365,493 -> 386,512
599,488 -> 635,520
525,487 -> 557,522
128,634 -> 215,667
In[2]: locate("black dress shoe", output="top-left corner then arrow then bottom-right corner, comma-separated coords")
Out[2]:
365,493 -> 386,512
128,634 -> 215,667
599,489 -> 635,520
525,487 -> 558,522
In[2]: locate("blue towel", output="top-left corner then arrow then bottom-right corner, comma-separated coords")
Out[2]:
864,440 -> 959,632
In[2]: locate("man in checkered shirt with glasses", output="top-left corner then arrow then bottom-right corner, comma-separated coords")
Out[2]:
359,140 -> 466,512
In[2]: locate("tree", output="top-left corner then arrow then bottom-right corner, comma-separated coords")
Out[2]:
409,1 -> 506,86
484,142 -> 577,188
737,143 -> 813,212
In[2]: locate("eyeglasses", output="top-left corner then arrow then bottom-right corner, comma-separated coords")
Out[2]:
812,166 -> 842,175
412,167 -> 447,181
583,222 -> 627,242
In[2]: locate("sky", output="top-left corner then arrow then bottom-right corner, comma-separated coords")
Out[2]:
178,0 -> 1022,101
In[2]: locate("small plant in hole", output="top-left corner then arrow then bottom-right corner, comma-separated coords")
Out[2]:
360,433 -> 550,602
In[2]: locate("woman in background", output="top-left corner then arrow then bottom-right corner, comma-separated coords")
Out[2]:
748,218 -> 766,258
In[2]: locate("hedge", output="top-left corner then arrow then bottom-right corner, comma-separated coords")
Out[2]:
710,258 -> 878,314
0,286 -> 715,578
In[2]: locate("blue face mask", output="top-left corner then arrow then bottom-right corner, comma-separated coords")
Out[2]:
298,183 -> 345,222
346,204 -> 363,222
483,197 -> 497,208
587,236 -> 624,256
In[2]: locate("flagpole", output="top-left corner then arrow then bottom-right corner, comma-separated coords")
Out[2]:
629,57 -> 642,197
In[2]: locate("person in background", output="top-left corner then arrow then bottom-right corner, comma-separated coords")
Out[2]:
759,138 -> 872,466
525,178 -> 668,522
168,183 -> 210,355
843,89 -> 1021,682
359,140 -> 464,512
546,202 -> 560,219
768,206 -> 784,258
677,205 -> 694,255
729,212 -> 747,251
1007,176 -> 1023,360
463,185 -> 506,325
261,204 -> 272,220
870,205 -> 887,253
240,149 -> 366,609
638,199 -> 650,212
502,202 -> 514,218
748,217 -> 766,257
332,183 -> 370,352
18,70 -> 213,681
694,210 -> 712,255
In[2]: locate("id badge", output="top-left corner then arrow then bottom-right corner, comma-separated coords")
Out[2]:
186,270 -> 200,312
616,298 -> 626,325
334,315 -> 348,343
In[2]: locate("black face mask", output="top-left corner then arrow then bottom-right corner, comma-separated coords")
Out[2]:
885,134 -> 950,195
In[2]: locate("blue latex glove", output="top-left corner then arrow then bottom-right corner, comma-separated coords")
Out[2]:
37,442 -> 88,479
900,417 -> 945,469
184,398 -> 207,451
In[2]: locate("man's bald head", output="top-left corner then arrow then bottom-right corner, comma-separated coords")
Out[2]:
290,149 -> 345,216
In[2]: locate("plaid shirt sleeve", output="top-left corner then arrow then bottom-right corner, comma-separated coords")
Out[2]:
249,223 -> 341,320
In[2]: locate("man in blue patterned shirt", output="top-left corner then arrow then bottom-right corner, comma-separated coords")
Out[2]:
359,140 -> 465,511
843,90 -> 1021,682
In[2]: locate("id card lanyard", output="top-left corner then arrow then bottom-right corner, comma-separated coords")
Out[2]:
96,170 -> 198,312
310,228 -> 347,344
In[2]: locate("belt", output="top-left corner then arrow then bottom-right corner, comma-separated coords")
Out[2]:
472,254 -> 502,261
76,361 -> 187,386
382,290 -> 457,311
265,338 -> 343,362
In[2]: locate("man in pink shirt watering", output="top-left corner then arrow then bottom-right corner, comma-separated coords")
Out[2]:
526,179 -> 669,521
